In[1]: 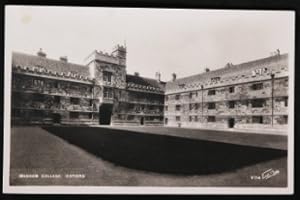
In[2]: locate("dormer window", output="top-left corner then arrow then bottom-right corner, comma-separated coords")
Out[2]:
178,83 -> 185,89
211,77 -> 220,82
33,79 -> 44,87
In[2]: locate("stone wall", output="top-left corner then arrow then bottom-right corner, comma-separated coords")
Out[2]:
164,76 -> 288,130
111,90 -> 164,126
94,61 -> 127,89
11,50 -> 289,130
164,53 -> 288,132
11,73 -> 98,125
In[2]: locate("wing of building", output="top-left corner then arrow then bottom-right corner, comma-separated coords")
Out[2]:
10,46 -> 288,131
11,46 -> 165,126
164,53 -> 288,131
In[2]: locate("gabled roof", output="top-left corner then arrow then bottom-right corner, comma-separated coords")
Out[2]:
126,74 -> 166,92
12,52 -> 90,77
11,51 -> 167,91
166,53 -> 288,91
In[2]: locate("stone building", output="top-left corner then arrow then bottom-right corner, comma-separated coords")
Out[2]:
11,45 -> 165,126
11,45 -> 289,131
164,52 -> 289,131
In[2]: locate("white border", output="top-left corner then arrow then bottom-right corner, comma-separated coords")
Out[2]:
3,6 -> 295,194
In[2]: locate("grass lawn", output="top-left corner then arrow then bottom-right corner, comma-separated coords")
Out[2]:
10,126 -> 287,187
105,126 -> 287,150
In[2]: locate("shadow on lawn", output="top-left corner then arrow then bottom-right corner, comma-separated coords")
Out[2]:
43,126 -> 287,175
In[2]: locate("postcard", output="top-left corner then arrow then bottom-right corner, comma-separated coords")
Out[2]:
3,5 -> 295,194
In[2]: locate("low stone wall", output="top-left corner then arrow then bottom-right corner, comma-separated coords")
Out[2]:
111,120 -> 163,126
11,118 -> 99,126
165,122 -> 288,132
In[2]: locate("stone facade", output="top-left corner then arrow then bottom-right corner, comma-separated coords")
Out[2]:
11,45 -> 165,126
112,86 -> 165,126
11,46 -> 289,131
164,53 -> 289,131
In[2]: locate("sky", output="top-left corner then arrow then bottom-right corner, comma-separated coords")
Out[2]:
6,6 -> 294,81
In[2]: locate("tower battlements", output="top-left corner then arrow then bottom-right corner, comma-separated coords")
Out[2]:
84,44 -> 127,67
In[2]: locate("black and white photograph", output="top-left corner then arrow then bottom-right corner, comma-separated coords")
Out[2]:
3,5 -> 295,194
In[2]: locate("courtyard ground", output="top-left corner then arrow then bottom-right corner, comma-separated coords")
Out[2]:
10,126 -> 287,187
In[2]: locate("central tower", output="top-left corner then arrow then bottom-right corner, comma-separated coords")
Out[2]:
84,44 -> 127,88
84,44 -> 128,124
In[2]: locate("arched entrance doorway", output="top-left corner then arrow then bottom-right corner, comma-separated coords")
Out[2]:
99,104 -> 113,125
140,117 -> 144,125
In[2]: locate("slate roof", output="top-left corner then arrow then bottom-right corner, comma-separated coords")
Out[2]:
126,74 -> 166,92
166,54 -> 288,91
11,51 -> 166,91
12,52 -> 90,77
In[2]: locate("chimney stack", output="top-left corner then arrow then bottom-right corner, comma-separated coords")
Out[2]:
37,48 -> 46,57
155,72 -> 161,82
59,56 -> 68,62
172,73 -> 177,81
276,49 -> 280,56
134,72 -> 140,76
